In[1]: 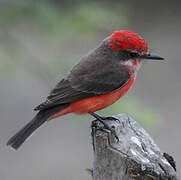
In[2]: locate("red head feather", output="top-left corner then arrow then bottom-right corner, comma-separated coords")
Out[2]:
109,30 -> 148,53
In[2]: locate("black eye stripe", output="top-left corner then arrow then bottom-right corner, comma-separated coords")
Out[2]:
130,52 -> 139,58
116,50 -> 140,61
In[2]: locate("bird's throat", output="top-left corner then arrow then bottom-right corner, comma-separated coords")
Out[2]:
121,59 -> 142,76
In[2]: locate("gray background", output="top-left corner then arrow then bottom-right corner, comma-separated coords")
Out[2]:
0,0 -> 181,179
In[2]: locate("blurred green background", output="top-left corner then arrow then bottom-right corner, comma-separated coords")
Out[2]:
1,0 -> 181,179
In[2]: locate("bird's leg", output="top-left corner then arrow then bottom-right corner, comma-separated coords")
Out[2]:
90,112 -> 120,122
89,112 -> 119,141
90,112 -> 119,123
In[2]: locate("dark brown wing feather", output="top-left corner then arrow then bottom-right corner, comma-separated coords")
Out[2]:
34,79 -> 95,110
68,59 -> 130,94
35,55 -> 131,111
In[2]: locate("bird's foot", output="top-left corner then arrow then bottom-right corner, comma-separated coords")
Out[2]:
101,116 -> 120,123
90,112 -> 119,141
90,112 -> 120,122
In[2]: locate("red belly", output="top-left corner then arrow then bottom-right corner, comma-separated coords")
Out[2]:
49,76 -> 135,120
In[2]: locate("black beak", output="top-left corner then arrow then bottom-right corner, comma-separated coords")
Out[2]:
143,52 -> 164,60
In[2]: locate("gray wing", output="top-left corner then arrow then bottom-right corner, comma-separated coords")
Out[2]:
35,59 -> 130,111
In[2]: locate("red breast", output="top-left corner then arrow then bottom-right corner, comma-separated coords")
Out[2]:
49,75 -> 135,120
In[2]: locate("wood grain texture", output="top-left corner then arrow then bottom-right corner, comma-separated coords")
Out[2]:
91,114 -> 179,180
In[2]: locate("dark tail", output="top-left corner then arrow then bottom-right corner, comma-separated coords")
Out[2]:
7,105 -> 68,150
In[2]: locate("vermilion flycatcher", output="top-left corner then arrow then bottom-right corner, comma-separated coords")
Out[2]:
7,30 -> 164,149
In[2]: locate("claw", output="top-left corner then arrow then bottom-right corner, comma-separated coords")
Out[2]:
91,120 -> 98,128
110,126 -> 119,142
102,116 -> 120,123
90,112 -> 119,142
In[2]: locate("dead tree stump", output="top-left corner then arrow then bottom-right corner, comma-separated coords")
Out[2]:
91,114 -> 179,180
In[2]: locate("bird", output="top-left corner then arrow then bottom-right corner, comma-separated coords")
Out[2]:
7,30 -> 164,150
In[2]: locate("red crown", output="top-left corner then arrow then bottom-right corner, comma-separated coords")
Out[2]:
109,30 -> 148,53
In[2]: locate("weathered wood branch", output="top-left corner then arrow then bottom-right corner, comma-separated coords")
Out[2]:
91,114 -> 179,180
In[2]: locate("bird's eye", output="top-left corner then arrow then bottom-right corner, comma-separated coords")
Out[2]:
130,52 -> 139,58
